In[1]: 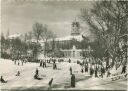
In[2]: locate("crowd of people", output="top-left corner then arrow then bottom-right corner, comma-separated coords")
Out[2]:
39,58 -> 60,70
12,57 -> 28,66
0,56 -> 127,89
77,57 -> 127,79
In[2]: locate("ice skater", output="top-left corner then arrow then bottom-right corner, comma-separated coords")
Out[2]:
69,59 -> 71,63
81,68 -> 84,73
85,64 -> 88,72
54,63 -> 57,69
71,74 -> 75,87
48,78 -> 53,87
0,76 -> 7,83
40,60 -> 42,67
95,66 -> 98,77
53,62 -> 57,70
121,65 -> 127,74
107,69 -> 111,77
100,66 -> 105,78
16,71 -> 20,76
34,68 -> 42,80
70,67 -> 72,75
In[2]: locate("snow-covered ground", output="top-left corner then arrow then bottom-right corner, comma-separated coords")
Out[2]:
0,59 -> 127,90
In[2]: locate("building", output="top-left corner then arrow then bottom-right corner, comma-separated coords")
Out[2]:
40,20 -> 93,59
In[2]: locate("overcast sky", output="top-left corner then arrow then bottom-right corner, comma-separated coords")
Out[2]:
1,0 -> 92,37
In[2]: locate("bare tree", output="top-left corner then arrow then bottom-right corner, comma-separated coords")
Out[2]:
41,25 -> 56,57
32,22 -> 56,58
33,22 -> 43,43
1,32 -> 5,58
32,22 -> 44,59
80,1 -> 128,67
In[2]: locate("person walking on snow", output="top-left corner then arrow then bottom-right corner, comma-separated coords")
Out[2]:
0,76 -> 7,83
71,74 -> 75,87
70,67 -> 72,75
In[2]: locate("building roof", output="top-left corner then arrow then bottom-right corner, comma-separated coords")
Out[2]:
8,33 -> 21,39
55,35 -> 83,41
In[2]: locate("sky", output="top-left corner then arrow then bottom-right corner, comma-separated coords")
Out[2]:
1,0 -> 92,37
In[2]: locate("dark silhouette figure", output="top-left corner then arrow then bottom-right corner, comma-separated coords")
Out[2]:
0,76 -> 7,83
81,68 -> 84,73
69,59 -> 71,63
107,70 -> 111,77
53,63 -> 57,69
71,74 -> 75,87
40,60 -> 42,66
85,64 -> 88,72
121,65 -> 126,74
16,71 -> 20,76
101,67 -> 105,78
125,74 -> 127,77
90,67 -> 94,76
54,63 -> 57,69
95,67 -> 98,77
43,61 -> 45,68
34,68 -> 42,80
42,61 -> 47,68
36,68 -> 38,75
18,61 -> 20,66
102,67 -> 105,75
44,62 -> 47,68
48,78 -> 53,87
53,63 -> 55,69
70,67 -> 72,75
48,59 -> 50,63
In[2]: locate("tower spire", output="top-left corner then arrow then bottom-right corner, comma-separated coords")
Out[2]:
71,18 -> 80,36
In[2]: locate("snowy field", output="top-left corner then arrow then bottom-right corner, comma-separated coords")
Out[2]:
0,58 -> 127,90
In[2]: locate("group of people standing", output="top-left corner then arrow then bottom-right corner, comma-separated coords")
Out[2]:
12,57 -> 28,66
39,58 -> 58,70
1,56 -> 127,89
78,58 -> 112,78
78,56 -> 127,78
40,60 -> 47,68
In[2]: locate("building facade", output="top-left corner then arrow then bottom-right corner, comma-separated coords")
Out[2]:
40,20 -> 93,59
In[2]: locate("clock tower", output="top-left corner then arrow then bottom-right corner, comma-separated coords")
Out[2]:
71,20 -> 80,36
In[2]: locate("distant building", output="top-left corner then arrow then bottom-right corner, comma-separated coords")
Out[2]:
6,20 -> 93,59
8,33 -> 24,41
40,20 -> 93,59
